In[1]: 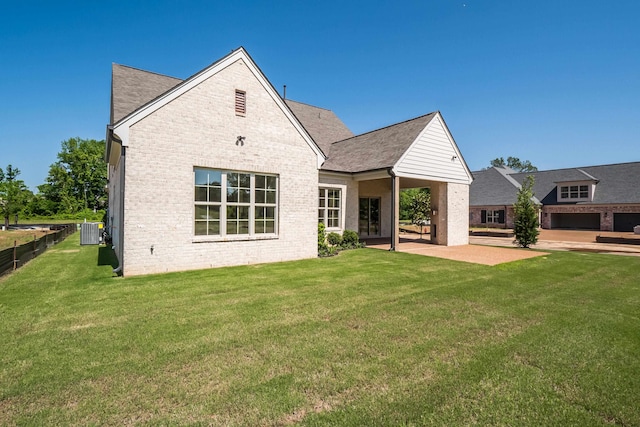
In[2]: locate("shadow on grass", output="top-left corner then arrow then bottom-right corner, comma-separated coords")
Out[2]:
97,246 -> 119,269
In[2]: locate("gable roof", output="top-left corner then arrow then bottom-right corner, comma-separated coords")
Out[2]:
321,113 -> 437,173
111,64 -> 182,124
284,100 -> 353,155
471,161 -> 640,206
108,47 -> 325,167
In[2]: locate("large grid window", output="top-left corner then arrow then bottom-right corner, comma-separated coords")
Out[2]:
195,168 -> 277,237
560,185 -> 589,199
319,188 -> 341,229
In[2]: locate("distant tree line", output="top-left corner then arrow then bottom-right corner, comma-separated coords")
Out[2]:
488,156 -> 538,172
0,138 -> 107,224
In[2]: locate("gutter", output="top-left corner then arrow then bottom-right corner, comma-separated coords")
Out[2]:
388,168 -> 397,252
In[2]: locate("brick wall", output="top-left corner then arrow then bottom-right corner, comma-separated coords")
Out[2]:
318,173 -> 359,233
471,204 -> 640,231
541,204 -> 640,231
120,59 -> 319,276
469,206 -> 515,229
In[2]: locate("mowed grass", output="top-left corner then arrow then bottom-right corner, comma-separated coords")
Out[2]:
1,235 -> 639,426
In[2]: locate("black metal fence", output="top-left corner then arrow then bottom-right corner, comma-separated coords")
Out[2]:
0,224 -> 76,277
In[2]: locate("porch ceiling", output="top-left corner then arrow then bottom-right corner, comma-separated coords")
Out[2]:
399,177 -> 439,189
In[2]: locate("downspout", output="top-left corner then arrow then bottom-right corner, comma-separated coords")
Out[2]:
388,168 -> 397,251
116,144 -> 126,275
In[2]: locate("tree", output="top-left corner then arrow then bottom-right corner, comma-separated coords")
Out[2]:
513,175 -> 539,248
0,165 -> 31,228
408,190 -> 431,239
39,138 -> 107,214
489,156 -> 538,172
400,188 -> 430,220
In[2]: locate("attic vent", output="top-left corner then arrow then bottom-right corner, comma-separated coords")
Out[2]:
235,90 -> 246,116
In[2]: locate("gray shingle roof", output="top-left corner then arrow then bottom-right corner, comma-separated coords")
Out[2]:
321,113 -> 437,173
469,167 -> 522,206
284,100 -> 353,155
109,58 -> 442,176
471,162 -> 640,206
111,64 -> 182,124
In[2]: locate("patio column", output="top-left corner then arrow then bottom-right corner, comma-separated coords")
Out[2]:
390,173 -> 400,251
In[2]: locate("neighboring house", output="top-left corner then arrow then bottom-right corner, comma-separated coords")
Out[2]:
470,162 -> 640,231
105,47 -> 473,276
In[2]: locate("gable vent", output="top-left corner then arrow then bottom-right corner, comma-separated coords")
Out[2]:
235,90 -> 246,116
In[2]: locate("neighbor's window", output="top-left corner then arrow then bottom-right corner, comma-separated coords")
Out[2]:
560,185 -> 588,199
319,188 -> 341,228
195,168 -> 277,236
481,209 -> 505,224
235,90 -> 246,115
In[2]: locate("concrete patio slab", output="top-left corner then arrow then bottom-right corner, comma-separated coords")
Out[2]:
365,235 -> 549,266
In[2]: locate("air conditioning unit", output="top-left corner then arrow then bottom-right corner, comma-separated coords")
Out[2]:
80,222 -> 104,245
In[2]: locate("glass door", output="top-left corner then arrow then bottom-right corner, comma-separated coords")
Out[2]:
359,198 -> 380,236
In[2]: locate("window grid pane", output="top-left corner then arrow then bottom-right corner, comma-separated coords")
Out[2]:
319,188 -> 341,229
195,169 -> 277,236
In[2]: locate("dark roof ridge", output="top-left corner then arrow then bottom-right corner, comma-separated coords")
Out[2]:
509,160 -> 640,176
331,111 -> 438,146
112,63 -> 182,81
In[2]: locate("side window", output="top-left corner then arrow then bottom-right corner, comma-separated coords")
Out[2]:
195,168 -> 277,237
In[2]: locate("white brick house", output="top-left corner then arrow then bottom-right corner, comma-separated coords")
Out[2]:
106,47 -> 473,276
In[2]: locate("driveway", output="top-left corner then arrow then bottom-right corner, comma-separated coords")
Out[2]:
470,233 -> 640,257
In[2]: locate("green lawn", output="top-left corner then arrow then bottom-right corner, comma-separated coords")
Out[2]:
1,235 -> 639,426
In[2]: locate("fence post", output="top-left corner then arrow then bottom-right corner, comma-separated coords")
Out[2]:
13,240 -> 17,270
33,235 -> 37,256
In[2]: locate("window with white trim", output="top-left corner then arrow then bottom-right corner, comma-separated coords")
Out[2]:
481,209 -> 505,224
559,185 -> 589,200
195,168 -> 277,237
319,188 -> 341,228
486,210 -> 500,223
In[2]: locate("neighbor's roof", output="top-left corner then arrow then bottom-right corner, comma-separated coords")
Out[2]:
470,167 -> 526,206
471,162 -> 640,206
111,64 -> 182,124
284,100 -> 353,155
321,113 -> 437,173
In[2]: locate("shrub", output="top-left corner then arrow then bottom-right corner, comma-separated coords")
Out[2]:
341,229 -> 362,249
513,175 -> 540,248
318,223 -> 326,247
318,223 -> 331,256
327,232 -> 342,246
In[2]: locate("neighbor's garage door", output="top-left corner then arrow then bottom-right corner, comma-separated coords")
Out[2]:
550,213 -> 600,230
613,213 -> 640,232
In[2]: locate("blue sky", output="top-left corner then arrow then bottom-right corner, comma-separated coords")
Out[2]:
1,0 -> 639,190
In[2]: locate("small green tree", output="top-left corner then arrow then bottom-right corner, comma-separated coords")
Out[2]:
409,190 -> 431,239
400,188 -> 430,220
0,165 -> 31,228
513,175 -> 539,248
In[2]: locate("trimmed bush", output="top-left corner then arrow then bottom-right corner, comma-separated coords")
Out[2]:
341,229 -> 360,248
327,232 -> 342,246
